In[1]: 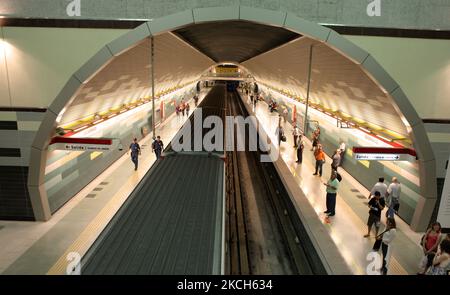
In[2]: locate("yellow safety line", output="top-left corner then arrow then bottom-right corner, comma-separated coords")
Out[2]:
46,183 -> 133,275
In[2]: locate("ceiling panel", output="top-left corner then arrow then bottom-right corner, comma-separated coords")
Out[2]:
60,32 -> 214,125
243,37 -> 409,136
174,20 -> 300,63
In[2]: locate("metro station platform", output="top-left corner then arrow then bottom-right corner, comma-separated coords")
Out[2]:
0,93 -> 207,275
242,91 -> 424,275
0,87 -> 425,275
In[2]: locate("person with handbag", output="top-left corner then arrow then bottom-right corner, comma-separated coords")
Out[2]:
373,217 -> 397,275
426,239 -> 450,275
418,222 -> 442,274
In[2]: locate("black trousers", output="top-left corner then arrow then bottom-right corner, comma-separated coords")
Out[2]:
326,193 -> 337,214
297,148 -> 303,163
381,242 -> 389,275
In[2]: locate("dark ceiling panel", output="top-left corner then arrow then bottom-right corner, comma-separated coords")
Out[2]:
174,21 -> 300,63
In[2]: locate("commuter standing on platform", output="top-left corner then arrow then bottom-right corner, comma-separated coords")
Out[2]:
378,218 -> 397,275
369,177 -> 388,199
185,103 -> 190,117
426,239 -> 450,275
331,149 -> 341,172
292,126 -> 301,148
311,127 -> 320,151
364,191 -> 385,238
313,144 -> 326,177
339,140 -> 346,166
283,108 -> 288,123
194,95 -> 199,107
180,101 -> 186,117
323,171 -> 340,217
152,136 -> 164,160
128,138 -> 141,171
386,177 -> 402,218
419,222 -> 442,274
296,135 -> 304,164
275,125 -> 285,146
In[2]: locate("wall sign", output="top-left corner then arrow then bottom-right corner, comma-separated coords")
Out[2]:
49,137 -> 117,152
352,147 -> 417,162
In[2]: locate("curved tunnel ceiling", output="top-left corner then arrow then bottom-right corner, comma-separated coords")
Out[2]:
59,20 -> 408,139
174,20 -> 300,63
242,36 -> 409,136
59,33 -> 214,125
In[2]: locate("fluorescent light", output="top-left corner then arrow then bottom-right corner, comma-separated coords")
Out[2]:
108,113 -> 117,118
93,119 -> 104,124
376,134 -> 391,142
119,109 -> 127,114
74,125 -> 88,132
359,127 -> 371,133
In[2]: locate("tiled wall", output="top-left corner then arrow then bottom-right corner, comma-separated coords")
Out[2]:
0,110 -> 46,220
261,86 -> 422,224
44,86 -> 196,213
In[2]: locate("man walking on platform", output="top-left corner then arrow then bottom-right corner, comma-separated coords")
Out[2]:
128,138 -> 141,171
152,136 -> 164,160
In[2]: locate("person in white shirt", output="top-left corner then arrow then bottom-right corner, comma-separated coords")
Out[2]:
292,126 -> 301,148
378,217 -> 397,275
386,177 -> 401,218
369,177 -> 388,199
339,140 -> 346,166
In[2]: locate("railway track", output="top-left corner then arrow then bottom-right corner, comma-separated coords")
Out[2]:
225,87 -> 325,275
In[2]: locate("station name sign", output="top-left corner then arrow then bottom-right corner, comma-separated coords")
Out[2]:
49,137 -> 116,152
352,147 -> 417,162
58,143 -> 112,151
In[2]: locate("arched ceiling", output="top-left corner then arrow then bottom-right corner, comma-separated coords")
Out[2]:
59,20 -> 408,138
174,20 -> 300,63
243,36 -> 409,136
59,32 -> 214,125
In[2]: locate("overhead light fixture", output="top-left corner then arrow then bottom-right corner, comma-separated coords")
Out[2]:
108,113 -> 117,118
74,125 -> 88,132
376,134 -> 391,142
359,127 -> 371,133
93,119 -> 104,125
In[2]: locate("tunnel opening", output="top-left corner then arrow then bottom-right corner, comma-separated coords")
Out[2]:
27,8 -> 435,234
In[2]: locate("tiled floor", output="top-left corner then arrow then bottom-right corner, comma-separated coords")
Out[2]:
0,93 -> 206,275
245,92 -> 423,275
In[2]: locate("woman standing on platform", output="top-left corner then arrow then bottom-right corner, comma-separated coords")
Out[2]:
418,222 -> 442,274
426,239 -> 450,275
377,217 -> 397,275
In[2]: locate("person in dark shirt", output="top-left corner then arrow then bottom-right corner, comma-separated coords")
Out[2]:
152,136 -> 164,160
364,191 -> 385,237
128,138 -> 141,171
